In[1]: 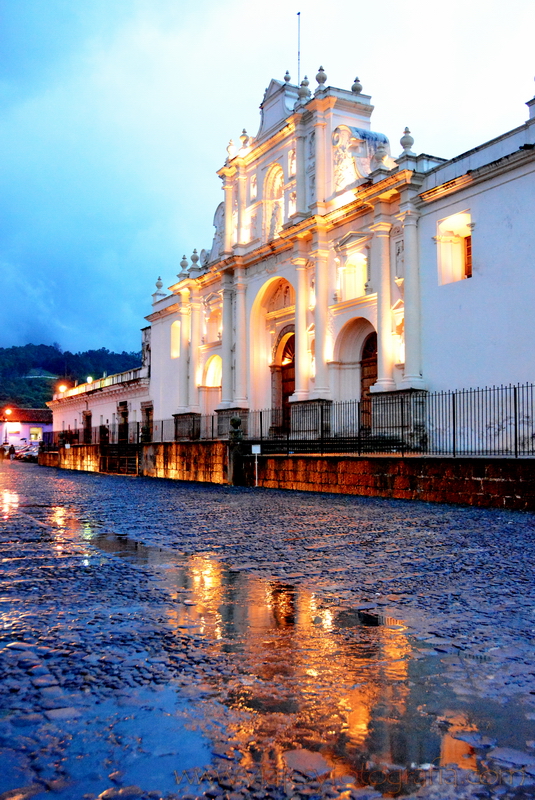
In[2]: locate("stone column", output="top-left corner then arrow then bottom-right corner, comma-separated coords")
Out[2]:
222,174 -> 234,254
290,256 -> 309,400
177,292 -> 190,412
219,273 -> 233,407
369,221 -> 396,392
237,167 -> 247,245
294,122 -> 308,218
313,114 -> 326,211
233,267 -> 248,407
188,286 -> 201,413
311,248 -> 331,399
400,210 -> 425,388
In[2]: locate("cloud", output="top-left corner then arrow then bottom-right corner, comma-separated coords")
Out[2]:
0,0 -> 533,351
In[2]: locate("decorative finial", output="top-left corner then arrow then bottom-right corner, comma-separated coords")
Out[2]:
226,139 -> 236,159
400,127 -> 415,155
351,77 -> 363,94
297,76 -> 311,102
372,141 -> 388,169
316,66 -> 327,86
284,70 -> 291,83
239,129 -> 249,148
180,255 -> 189,273
190,249 -> 199,266
155,277 -> 163,291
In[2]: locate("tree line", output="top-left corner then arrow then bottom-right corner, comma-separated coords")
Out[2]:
0,343 -> 141,408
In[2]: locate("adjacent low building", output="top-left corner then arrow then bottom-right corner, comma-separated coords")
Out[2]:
1,408 -> 52,446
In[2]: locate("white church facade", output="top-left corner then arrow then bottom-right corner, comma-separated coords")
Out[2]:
49,69 -> 535,438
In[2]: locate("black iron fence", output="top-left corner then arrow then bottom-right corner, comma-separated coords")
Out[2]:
43,383 -> 535,457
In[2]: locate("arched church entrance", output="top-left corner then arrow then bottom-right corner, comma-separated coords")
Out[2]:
360,332 -> 377,429
271,327 -> 295,432
249,276 -> 296,411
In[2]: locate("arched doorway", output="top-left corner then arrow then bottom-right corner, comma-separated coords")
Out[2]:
271,327 -> 295,432
360,332 -> 377,429
249,276 -> 296,411
281,334 -> 295,430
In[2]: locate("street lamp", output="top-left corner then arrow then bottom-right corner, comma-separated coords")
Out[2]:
2,408 -> 12,445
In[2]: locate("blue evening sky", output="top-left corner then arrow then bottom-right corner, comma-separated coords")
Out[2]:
0,0 -> 532,352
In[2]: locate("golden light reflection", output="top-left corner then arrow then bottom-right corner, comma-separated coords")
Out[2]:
52,507 -> 67,527
2,490 -> 19,518
155,552 -> 483,783
439,712 -> 478,771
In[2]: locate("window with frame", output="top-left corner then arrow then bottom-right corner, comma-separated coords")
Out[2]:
435,211 -> 473,285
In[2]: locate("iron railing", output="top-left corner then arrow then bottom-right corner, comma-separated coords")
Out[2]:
43,382 -> 535,457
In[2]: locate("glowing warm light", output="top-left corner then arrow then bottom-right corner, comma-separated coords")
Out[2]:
86,376 -> 93,384
58,384 -> 67,393
2,490 -> 19,518
52,507 -> 67,527
332,189 -> 356,211
4,408 -> 12,416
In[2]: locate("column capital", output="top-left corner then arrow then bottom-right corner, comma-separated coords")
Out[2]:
291,256 -> 308,269
396,206 -> 420,226
369,221 -> 392,235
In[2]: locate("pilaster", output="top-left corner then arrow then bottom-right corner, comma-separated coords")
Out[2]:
233,267 -> 248,407
369,218 -> 396,392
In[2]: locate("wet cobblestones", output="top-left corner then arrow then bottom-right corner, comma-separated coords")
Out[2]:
1,463 -> 535,799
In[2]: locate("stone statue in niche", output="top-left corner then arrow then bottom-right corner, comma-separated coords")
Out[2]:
288,191 -> 297,216
249,211 -> 258,240
332,128 -> 357,191
268,201 -> 282,239
309,174 -> 316,201
288,149 -> 296,176
250,174 -> 257,201
308,131 -> 315,160
395,240 -> 405,279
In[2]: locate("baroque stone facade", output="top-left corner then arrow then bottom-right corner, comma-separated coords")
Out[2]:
50,68 -> 535,431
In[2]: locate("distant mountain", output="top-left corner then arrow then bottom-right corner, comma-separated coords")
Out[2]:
0,344 -> 141,408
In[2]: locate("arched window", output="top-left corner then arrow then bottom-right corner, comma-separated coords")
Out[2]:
204,355 -> 222,388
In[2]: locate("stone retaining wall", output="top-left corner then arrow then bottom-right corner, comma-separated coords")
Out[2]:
39,443 -> 535,510
39,445 -> 99,472
241,454 -> 535,511
141,441 -> 228,483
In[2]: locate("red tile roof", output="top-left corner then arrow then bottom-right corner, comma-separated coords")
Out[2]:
3,409 -> 52,423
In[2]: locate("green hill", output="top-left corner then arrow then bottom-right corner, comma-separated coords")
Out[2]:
0,344 -> 141,408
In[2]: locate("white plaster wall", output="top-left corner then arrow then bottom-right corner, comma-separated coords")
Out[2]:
150,312 -> 181,420
419,163 -> 535,391
52,388 -> 151,433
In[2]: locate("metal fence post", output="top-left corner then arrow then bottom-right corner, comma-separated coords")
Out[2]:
320,403 -> 324,456
358,401 -> 361,456
260,410 -> 263,442
514,385 -> 519,458
400,395 -> 405,457
452,392 -> 457,457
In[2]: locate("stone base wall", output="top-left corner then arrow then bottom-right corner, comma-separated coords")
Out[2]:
57,445 -> 101,472
141,441 -> 228,483
38,452 -> 60,468
241,455 -> 535,511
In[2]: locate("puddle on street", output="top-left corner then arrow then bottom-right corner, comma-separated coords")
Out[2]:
5,499 -> 535,796
80,528 -> 535,791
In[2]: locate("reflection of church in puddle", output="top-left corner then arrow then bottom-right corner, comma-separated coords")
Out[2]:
164,554 -> 479,780
50,65 -> 535,430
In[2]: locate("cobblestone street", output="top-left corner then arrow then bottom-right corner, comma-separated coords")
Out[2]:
1,463 -> 535,800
